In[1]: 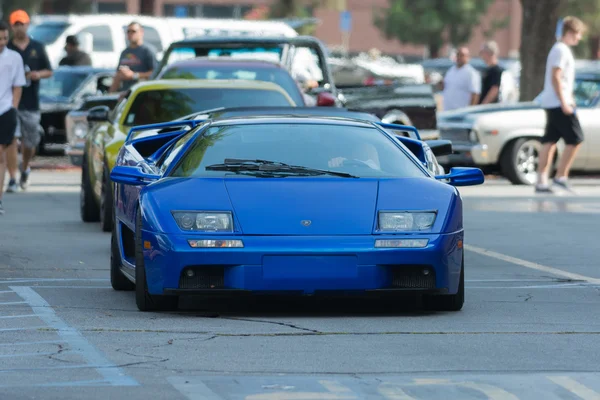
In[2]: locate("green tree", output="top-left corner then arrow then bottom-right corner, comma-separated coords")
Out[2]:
373,0 -> 495,58
518,0 -> 564,101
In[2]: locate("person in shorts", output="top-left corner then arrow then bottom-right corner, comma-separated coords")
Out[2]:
5,10 -> 53,192
535,16 -> 587,193
0,21 -> 26,213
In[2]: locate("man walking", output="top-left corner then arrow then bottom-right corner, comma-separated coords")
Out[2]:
535,16 -> 586,193
109,22 -> 157,93
0,21 -> 26,213
479,41 -> 504,105
59,35 -> 92,66
5,9 -> 53,192
441,47 -> 481,111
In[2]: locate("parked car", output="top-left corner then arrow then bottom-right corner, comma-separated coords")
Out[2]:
108,113 -> 482,311
436,69 -> 600,185
79,79 -> 297,232
156,57 -> 306,106
37,66 -> 113,153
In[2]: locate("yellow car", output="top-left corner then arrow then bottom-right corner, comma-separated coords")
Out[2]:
79,79 -> 296,232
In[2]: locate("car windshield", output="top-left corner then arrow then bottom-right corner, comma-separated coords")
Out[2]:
169,123 -> 427,179
159,64 -> 305,105
165,46 -> 284,67
574,78 -> 600,107
123,88 -> 293,126
39,70 -> 90,100
29,22 -> 70,45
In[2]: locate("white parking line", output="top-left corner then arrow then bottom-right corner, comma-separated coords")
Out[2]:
465,244 -> 600,284
10,286 -> 138,387
547,376 -> 600,400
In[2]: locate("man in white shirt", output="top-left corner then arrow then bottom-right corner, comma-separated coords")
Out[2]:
535,16 -> 586,193
0,21 -> 26,214
442,47 -> 481,110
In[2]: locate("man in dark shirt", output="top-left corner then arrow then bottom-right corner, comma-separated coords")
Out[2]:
479,41 -> 504,105
59,35 -> 92,66
5,9 -> 53,192
109,22 -> 157,92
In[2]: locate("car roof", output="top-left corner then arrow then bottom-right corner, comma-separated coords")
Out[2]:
130,79 -> 289,92
55,65 -> 114,74
169,35 -> 321,47
202,107 -> 381,122
162,57 -> 285,70
207,115 -> 377,128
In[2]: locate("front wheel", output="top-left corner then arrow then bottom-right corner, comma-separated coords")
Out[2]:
500,138 -> 542,185
134,208 -> 178,312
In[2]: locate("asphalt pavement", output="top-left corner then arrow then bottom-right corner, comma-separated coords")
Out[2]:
1,168 -> 600,400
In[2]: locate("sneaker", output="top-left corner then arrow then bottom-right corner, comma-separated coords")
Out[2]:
552,178 -> 576,193
20,168 -> 30,190
5,179 -> 19,193
0,201 -> 4,215
535,184 -> 554,194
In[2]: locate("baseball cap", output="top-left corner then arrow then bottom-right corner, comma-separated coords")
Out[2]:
9,10 -> 30,25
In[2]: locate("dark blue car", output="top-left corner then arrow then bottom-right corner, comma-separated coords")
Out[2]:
109,112 -> 483,312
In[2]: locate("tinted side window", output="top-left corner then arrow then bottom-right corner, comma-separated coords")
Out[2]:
159,130 -> 198,173
79,25 -> 113,52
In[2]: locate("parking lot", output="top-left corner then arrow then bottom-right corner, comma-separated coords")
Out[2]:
1,167 -> 599,399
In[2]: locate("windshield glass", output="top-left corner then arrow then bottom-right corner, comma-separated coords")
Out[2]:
159,64 -> 304,105
29,22 -> 70,45
39,70 -> 89,99
123,88 -> 293,126
574,78 -> 600,107
164,46 -> 283,67
169,123 -> 427,179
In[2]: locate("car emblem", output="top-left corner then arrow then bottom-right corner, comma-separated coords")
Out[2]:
301,220 -> 311,226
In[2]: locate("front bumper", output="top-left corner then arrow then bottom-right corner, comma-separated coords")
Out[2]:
437,143 -> 489,166
139,232 -> 464,297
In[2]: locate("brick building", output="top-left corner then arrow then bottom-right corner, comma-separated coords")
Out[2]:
44,0 -> 523,58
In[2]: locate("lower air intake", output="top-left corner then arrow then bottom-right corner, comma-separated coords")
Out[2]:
179,266 -> 225,289
390,265 -> 436,289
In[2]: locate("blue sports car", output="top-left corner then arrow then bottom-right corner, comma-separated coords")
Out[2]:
109,110 -> 484,312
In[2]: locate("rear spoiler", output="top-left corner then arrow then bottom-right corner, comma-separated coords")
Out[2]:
375,122 -> 421,141
124,120 -> 206,144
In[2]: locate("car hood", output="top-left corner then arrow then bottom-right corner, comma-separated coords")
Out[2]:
438,102 -> 540,122
145,176 -> 458,235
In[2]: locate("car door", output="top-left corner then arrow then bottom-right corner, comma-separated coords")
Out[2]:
574,106 -> 600,170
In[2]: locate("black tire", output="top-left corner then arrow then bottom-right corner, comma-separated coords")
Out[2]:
500,138 -> 549,185
110,226 -> 135,291
80,153 -> 100,222
134,207 -> 178,312
100,166 -> 114,232
424,253 -> 464,312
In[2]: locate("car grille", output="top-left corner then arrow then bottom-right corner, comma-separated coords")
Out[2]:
439,128 -> 471,145
390,265 -> 436,289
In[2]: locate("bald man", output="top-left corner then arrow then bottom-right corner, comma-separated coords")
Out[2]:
441,47 -> 481,111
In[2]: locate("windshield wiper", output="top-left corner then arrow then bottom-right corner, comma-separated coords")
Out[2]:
205,159 -> 358,178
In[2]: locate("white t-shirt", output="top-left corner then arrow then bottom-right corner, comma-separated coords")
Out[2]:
442,64 -> 481,111
0,47 -> 26,115
537,41 -> 575,109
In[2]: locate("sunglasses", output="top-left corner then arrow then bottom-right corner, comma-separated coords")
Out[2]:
127,30 -> 138,34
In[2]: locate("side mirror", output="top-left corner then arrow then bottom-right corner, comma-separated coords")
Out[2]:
435,167 -> 484,187
316,92 -> 336,107
87,105 -> 110,122
427,139 -> 453,157
110,165 -> 160,186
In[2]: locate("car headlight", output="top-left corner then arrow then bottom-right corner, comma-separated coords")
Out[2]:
172,211 -> 233,232
74,122 -> 88,138
377,211 -> 436,232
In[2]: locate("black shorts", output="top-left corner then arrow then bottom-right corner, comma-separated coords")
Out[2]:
542,107 -> 584,145
0,107 -> 17,146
